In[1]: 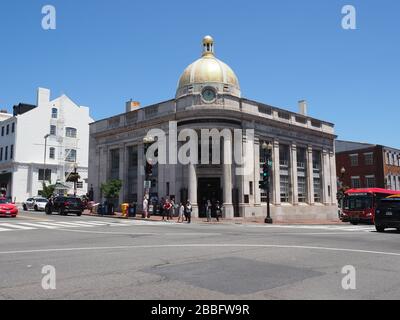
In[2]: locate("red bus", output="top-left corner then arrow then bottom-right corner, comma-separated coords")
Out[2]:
341,188 -> 400,225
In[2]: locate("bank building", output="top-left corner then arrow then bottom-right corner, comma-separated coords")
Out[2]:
88,36 -> 338,221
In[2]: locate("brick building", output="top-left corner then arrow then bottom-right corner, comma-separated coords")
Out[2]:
336,140 -> 400,191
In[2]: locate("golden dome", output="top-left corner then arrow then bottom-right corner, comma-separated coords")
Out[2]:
177,36 -> 240,92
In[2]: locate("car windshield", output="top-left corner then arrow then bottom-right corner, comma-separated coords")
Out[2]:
379,199 -> 400,208
66,198 -> 82,203
344,196 -> 373,210
0,199 -> 9,204
35,199 -> 48,203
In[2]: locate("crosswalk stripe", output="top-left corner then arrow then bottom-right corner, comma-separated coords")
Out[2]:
16,222 -> 58,229
0,227 -> 12,231
0,223 -> 36,230
33,222 -> 91,228
70,221 -> 109,226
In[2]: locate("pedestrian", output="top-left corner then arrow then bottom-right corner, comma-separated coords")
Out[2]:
206,200 -> 212,222
185,200 -> 192,224
215,201 -> 222,222
169,198 -> 176,220
160,197 -> 166,221
177,202 -> 185,223
163,199 -> 172,221
142,196 -> 149,219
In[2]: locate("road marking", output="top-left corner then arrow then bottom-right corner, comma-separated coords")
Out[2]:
0,223 -> 36,230
16,222 -> 59,229
57,229 -> 222,236
1,244 -> 400,257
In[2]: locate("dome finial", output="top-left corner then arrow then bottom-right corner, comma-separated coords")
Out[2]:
202,35 -> 214,56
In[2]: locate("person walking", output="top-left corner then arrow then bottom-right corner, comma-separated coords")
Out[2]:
163,199 -> 172,221
206,200 -> 212,222
215,201 -> 222,222
177,202 -> 185,223
185,201 -> 192,224
160,197 -> 166,221
169,198 -> 176,220
142,196 -> 149,219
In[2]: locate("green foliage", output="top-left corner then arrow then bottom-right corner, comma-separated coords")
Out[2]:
66,172 -> 80,183
100,179 -> 122,200
39,182 -> 56,199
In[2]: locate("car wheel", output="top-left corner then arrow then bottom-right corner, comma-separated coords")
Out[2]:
376,225 -> 385,233
45,207 -> 52,215
77,211 -> 82,217
350,221 -> 359,225
23,204 -> 28,211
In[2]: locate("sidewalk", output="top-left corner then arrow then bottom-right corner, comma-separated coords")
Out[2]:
82,210 -> 344,225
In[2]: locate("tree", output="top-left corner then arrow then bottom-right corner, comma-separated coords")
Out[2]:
100,179 -> 122,201
40,182 -> 56,199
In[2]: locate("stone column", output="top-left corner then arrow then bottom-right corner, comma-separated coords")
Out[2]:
307,146 -> 315,205
137,143 -> 144,210
99,146 -> 108,202
330,151 -> 337,205
223,135 -> 234,218
254,138 -> 261,206
118,145 -> 126,205
322,149 -> 331,205
188,163 -> 198,218
291,143 -> 298,205
272,140 -> 281,205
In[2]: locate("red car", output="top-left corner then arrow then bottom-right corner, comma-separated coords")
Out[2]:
0,198 -> 18,218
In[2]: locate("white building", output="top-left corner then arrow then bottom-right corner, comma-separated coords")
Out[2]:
89,36 -> 338,222
0,88 -> 93,202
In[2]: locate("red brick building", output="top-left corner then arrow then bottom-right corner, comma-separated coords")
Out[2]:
336,140 -> 400,191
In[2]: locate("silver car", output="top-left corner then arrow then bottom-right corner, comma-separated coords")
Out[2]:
22,197 -> 48,212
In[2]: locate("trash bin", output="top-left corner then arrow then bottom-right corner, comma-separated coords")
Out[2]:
129,203 -> 137,217
98,204 -> 103,215
121,203 -> 129,217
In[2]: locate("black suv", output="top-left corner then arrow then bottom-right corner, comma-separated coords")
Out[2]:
375,197 -> 400,232
45,196 -> 83,216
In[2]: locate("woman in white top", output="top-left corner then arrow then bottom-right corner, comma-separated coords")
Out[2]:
177,202 -> 185,223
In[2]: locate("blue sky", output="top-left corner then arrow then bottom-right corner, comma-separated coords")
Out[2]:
0,0 -> 399,147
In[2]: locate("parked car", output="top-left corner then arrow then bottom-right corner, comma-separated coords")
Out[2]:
45,196 -> 83,216
374,196 -> 400,232
0,197 -> 18,218
22,197 -> 48,212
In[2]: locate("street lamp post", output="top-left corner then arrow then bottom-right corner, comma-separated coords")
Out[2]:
43,134 -> 50,183
262,141 -> 273,224
143,136 -> 155,199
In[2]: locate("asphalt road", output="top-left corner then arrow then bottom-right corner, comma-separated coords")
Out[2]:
1,211 -> 400,300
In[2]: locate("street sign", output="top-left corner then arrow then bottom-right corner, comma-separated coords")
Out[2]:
144,180 -> 151,189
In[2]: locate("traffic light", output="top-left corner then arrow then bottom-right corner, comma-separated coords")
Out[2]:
145,162 -> 153,176
259,163 -> 270,191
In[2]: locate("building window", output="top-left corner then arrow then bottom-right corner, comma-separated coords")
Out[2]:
249,181 -> 253,196
65,149 -> 77,162
5,146 -> 8,161
52,108 -> 58,119
38,169 -> 52,182
10,145 -> 13,160
110,149 -> 120,180
6,124 -> 9,135
0,147 -> 3,161
76,181 -> 83,189
49,147 -> 55,159
365,176 -> 375,188
50,125 -> 56,135
313,150 -> 322,202
279,145 -> 291,203
364,153 -> 373,166
65,127 -> 77,138
297,147 -> 307,203
351,176 -> 361,189
1,127 -> 3,136
11,123 -> 15,133
350,154 -> 359,167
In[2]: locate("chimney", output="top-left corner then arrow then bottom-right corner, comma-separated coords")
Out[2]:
298,100 -> 307,116
125,99 -> 140,113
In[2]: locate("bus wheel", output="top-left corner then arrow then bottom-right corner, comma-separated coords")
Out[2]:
376,225 -> 385,233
